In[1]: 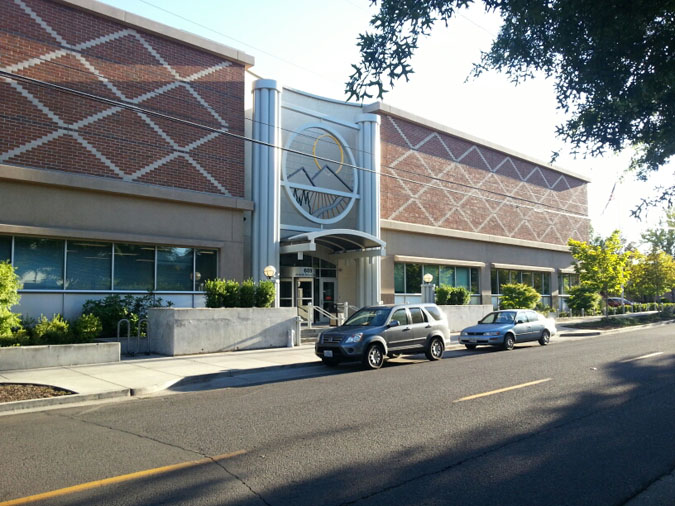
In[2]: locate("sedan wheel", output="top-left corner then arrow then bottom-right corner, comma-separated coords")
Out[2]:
538,329 -> 550,346
425,336 -> 444,361
363,343 -> 385,370
502,333 -> 515,351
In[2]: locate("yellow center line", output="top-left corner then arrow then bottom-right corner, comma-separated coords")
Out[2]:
0,450 -> 246,505
453,378 -> 553,403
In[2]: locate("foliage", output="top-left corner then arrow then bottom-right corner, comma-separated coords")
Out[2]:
255,280 -> 276,308
346,1 -> 675,214
568,231 -> 633,311
81,294 -> 171,337
72,314 -> 103,342
534,302 -> 554,315
641,209 -> 675,257
567,284 -> 601,316
239,279 -> 257,308
33,314 -> 70,345
499,283 -> 540,309
435,284 -> 452,305
204,279 -> 225,308
447,286 -> 470,305
627,250 -> 675,302
0,261 -> 22,338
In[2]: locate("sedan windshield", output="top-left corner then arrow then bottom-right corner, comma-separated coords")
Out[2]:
344,308 -> 390,327
479,311 -> 516,324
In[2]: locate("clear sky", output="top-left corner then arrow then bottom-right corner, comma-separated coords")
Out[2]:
99,0 -> 674,246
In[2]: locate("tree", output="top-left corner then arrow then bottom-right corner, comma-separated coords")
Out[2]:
628,250 -> 675,302
0,261 -> 22,337
568,231 -> 632,313
499,283 -> 540,309
641,208 -> 675,257
346,1 -> 675,214
567,284 -> 601,316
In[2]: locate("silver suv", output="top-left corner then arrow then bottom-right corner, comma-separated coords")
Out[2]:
315,303 -> 450,369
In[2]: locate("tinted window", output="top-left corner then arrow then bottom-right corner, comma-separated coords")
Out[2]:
0,235 -> 11,263
425,305 -> 443,320
114,243 -> 154,290
409,307 -> 426,324
391,309 -> 409,325
66,240 -> 112,290
344,308 -> 390,327
14,237 -> 64,289
195,249 -> 218,291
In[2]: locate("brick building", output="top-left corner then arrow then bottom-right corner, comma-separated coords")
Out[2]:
1,0 -> 589,321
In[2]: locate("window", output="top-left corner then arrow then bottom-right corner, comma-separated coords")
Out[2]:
409,307 -> 426,324
195,249 -> 218,291
0,236 -> 11,263
113,243 -> 154,290
425,305 -> 443,320
405,264 -> 422,294
394,263 -> 405,293
14,237 -> 64,289
394,262 -> 480,303
391,308 -> 409,325
559,273 -> 579,295
66,241 -> 112,290
157,247 -> 193,291
493,269 -> 551,295
440,265 -> 454,286
423,265 -> 439,284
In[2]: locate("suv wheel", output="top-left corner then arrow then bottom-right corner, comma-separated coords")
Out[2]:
363,343 -> 385,370
425,336 -> 444,361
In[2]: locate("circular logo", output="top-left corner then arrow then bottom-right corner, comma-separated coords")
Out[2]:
283,126 -> 358,224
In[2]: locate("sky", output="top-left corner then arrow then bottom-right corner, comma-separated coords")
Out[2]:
99,0 -> 674,246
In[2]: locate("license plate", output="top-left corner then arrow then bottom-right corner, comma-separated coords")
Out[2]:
324,350 -> 333,358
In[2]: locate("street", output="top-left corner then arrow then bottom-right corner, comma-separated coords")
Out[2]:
1,325 -> 673,505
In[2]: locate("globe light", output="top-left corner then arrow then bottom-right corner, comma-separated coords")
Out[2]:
263,265 -> 277,279
423,273 -> 433,283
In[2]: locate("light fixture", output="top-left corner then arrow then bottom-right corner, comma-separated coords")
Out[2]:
263,265 -> 277,279
423,273 -> 433,283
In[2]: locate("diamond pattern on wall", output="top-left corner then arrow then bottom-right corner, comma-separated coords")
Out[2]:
0,0 -> 243,197
381,115 -> 590,246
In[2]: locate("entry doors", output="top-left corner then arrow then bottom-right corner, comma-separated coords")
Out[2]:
296,278 -> 313,309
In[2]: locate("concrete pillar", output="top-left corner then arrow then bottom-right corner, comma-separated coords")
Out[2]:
356,113 -> 381,306
251,80 -> 281,300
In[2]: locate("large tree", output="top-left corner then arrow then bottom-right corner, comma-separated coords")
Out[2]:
641,208 -> 675,257
346,1 -> 675,215
627,250 -> 675,302
568,231 -> 632,313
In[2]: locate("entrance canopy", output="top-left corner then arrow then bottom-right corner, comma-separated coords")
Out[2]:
280,229 -> 386,260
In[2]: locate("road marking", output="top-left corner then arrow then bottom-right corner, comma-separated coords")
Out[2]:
453,378 -> 552,403
621,352 -> 664,363
0,450 -> 246,505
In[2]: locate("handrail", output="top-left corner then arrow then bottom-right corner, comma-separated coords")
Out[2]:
312,305 -> 336,321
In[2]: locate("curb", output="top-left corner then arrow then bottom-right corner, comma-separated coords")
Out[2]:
558,320 -> 672,338
0,388 -> 130,416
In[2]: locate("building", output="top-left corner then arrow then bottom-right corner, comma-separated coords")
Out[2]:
1,0 -> 589,321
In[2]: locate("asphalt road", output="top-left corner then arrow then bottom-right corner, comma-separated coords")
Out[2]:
1,325 -> 673,505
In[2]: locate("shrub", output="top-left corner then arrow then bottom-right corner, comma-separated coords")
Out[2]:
204,279 -> 225,308
447,286 -> 471,305
499,283 -> 540,309
222,280 -> 240,307
435,285 -> 451,305
535,302 -> 554,315
33,314 -> 70,345
0,261 -> 22,338
239,279 -> 256,307
255,280 -> 276,308
72,313 -> 102,342
82,294 -> 170,337
567,284 -> 601,315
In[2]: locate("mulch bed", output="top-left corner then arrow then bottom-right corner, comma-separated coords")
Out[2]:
0,384 -> 73,403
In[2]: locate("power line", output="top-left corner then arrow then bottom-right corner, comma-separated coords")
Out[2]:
0,69 -> 588,219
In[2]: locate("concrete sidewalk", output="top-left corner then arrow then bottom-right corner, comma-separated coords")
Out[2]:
0,320 -> 666,417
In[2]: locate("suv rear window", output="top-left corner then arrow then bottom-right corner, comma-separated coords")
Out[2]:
409,307 -> 426,324
424,305 -> 443,321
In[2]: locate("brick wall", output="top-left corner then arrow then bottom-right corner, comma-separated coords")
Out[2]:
0,0 -> 245,197
380,114 -> 590,246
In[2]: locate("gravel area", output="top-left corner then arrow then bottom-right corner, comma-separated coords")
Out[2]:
0,384 -> 73,403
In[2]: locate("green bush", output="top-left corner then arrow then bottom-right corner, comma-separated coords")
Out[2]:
72,313 -> 102,342
33,314 -> 70,345
255,280 -> 276,308
435,285 -> 451,305
222,280 -> 240,307
0,261 -> 22,338
447,286 -> 471,305
204,279 -> 226,308
239,279 -> 256,307
499,283 -> 540,309
567,284 -> 601,315
82,294 -> 171,337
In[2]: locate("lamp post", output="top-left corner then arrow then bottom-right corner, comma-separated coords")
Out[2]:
263,265 -> 279,308
422,273 -> 435,304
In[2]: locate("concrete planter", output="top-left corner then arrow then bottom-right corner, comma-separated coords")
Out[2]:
148,307 -> 298,356
0,342 -> 120,371
439,304 -> 493,331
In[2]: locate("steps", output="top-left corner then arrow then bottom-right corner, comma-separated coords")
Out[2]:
300,324 -> 331,344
